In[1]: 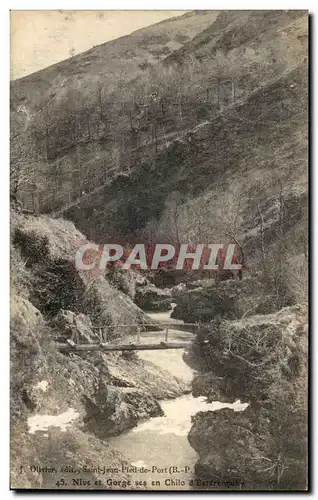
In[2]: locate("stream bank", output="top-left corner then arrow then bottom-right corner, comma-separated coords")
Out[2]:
109,310 -> 247,491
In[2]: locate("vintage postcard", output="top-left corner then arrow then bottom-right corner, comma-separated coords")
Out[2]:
10,10 -> 308,491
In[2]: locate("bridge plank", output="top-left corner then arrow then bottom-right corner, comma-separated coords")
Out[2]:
56,342 -> 191,352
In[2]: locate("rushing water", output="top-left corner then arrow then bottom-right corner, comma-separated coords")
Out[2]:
109,309 -> 247,491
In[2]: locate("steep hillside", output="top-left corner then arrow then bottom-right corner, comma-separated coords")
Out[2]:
10,10 -> 308,491
66,60 -> 307,245
10,10 -> 218,211
11,10 -> 218,108
10,211 -> 188,488
10,10 -> 307,245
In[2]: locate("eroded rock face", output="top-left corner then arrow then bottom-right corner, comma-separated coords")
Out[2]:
188,407 -> 270,489
11,212 -> 155,334
11,293 -> 187,425
106,353 -> 189,399
10,214 -> 190,489
191,304 -> 307,401
187,305 -> 308,490
171,278 -> 264,322
82,276 -> 156,338
84,385 -> 163,438
134,285 -> 172,312
52,309 -> 99,344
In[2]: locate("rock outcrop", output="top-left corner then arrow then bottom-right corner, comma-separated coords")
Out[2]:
11,211 -> 156,334
187,305 -> 308,490
84,385 -> 163,438
134,284 -> 172,311
171,277 -> 285,323
188,406 -> 270,489
52,309 -> 99,343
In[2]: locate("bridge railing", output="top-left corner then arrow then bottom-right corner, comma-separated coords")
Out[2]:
57,322 -> 202,352
89,322 -> 199,344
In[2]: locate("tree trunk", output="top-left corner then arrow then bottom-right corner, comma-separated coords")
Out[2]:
217,78 -> 221,111
257,202 -> 266,265
231,79 -> 236,103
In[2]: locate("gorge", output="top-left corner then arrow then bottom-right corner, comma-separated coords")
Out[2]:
10,9 -> 308,491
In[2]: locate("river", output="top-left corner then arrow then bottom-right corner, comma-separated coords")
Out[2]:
108,309 -> 247,491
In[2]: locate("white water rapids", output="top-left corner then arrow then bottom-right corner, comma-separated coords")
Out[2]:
108,309 -> 247,490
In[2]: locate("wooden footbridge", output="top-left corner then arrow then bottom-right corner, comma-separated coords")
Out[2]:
56,322 -> 200,353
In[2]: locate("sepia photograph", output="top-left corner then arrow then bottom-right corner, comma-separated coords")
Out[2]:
9,9 -> 308,491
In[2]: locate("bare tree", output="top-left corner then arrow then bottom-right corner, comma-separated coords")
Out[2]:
256,201 -> 266,265
160,192 -> 183,245
215,186 -> 246,278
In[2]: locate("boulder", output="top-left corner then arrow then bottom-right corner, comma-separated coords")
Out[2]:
52,309 -> 99,344
188,406 -> 270,489
84,385 -> 163,437
134,284 -> 172,312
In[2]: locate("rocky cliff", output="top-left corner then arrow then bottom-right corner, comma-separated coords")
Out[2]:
10,211 -> 188,489
187,304 -> 308,490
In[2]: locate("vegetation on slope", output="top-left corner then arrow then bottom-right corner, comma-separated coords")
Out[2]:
188,305 -> 308,490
